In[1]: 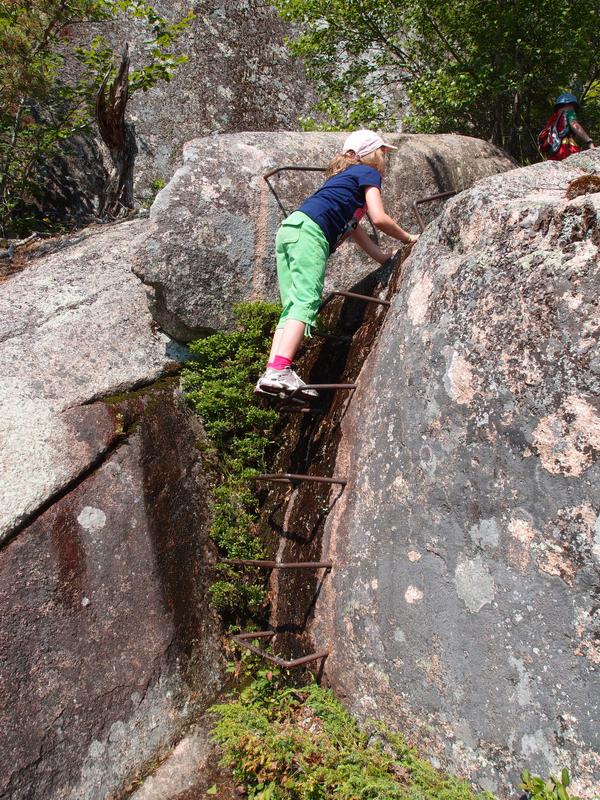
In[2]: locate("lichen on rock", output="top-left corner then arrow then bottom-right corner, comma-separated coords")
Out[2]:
314,150 -> 600,797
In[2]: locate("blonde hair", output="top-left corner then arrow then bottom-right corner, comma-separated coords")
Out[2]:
361,148 -> 386,174
325,147 -> 386,178
325,153 -> 358,177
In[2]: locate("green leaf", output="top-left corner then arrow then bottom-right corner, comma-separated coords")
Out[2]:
271,0 -> 600,161
206,785 -> 218,795
557,785 -> 568,800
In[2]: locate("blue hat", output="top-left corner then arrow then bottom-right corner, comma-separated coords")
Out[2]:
554,92 -> 579,108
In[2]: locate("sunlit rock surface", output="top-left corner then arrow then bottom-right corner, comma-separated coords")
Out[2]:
0,222 -> 223,798
315,151 -> 600,797
0,221 -> 169,541
138,131 -> 514,339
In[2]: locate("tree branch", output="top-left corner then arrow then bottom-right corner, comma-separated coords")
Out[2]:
419,9 -> 472,73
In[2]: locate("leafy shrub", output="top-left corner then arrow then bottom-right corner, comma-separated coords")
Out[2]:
212,669 -> 495,800
182,301 -> 281,620
520,769 -> 579,800
0,0 -> 192,236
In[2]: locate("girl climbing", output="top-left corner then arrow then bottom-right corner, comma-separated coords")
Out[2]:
255,129 -> 418,399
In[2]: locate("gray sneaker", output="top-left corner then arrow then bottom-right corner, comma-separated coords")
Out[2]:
254,367 -> 319,398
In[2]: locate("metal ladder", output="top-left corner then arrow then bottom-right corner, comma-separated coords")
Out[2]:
226,169 -> 456,669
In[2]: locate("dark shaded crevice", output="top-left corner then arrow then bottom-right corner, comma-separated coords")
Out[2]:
253,250 -> 411,664
72,366 -> 182,409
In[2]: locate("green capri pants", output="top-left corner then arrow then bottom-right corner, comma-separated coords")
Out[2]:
275,211 -> 330,334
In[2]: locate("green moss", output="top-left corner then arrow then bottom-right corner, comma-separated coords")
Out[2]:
102,376 -> 179,406
181,302 -> 281,621
211,668 -> 495,800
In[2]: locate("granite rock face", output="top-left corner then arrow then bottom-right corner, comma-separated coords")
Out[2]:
0,133 -> 512,538
137,131 -> 514,339
315,151 -> 600,797
0,213 -> 225,798
0,385 -> 224,800
0,221 -> 170,542
81,0 -> 316,198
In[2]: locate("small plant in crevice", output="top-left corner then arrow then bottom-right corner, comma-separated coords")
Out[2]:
211,667 -> 496,800
520,769 -> 579,800
141,177 -> 168,209
181,301 -> 281,621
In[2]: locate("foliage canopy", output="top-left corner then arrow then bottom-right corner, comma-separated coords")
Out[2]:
273,0 -> 600,161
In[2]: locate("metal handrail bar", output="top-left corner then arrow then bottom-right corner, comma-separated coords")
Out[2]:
263,165 -> 326,216
231,631 -> 329,669
263,166 -> 326,179
287,383 -> 357,400
412,190 -> 456,231
321,290 -> 390,310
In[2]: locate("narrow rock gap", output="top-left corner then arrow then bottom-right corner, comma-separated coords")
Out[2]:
256,251 -> 410,662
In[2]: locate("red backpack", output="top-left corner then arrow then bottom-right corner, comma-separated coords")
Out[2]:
538,109 -> 569,154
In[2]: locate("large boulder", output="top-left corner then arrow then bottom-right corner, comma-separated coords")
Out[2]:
0,216 -> 227,799
137,132 -> 514,340
0,130 -> 516,798
0,220 -> 171,542
0,384 -> 224,800
314,151 -> 600,796
0,132 -> 513,538
0,210 -> 227,799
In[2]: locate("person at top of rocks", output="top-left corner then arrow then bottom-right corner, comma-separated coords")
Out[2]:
255,129 -> 418,400
540,92 -> 595,161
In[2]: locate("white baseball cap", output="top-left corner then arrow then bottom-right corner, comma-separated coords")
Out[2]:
342,129 -> 397,158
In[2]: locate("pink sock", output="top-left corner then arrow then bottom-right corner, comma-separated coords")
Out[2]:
268,355 -> 293,371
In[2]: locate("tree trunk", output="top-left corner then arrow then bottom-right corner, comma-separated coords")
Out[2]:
96,46 -> 138,218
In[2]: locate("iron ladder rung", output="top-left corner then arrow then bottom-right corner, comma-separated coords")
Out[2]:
412,190 -> 457,231
287,382 -> 357,400
252,473 -> 347,486
231,631 -> 329,669
322,290 -> 390,308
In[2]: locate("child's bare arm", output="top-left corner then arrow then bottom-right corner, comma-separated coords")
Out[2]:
350,225 -> 394,264
365,186 -> 418,243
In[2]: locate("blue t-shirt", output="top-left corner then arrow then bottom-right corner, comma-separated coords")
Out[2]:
297,164 -> 382,253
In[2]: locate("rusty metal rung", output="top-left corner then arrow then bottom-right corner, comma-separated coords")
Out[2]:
252,473 -> 347,486
263,165 -> 326,180
412,190 -> 456,231
279,405 -> 323,414
322,290 -> 390,308
288,383 -> 357,400
223,559 -> 332,570
231,631 -> 329,669
263,165 -> 326,217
